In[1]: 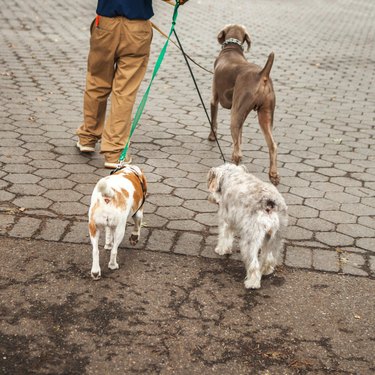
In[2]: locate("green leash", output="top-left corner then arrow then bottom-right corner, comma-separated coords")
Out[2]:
118,0 -> 180,163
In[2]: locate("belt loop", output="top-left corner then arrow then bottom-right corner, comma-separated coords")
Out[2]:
95,15 -> 100,27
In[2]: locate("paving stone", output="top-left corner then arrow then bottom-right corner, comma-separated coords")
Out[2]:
305,198 -> 340,211
36,219 -> 70,241
361,197 -> 375,208
358,216 -> 375,230
51,202 -> 88,216
287,205 -> 319,219
195,213 -> 218,227
9,217 -> 41,238
285,247 -> 312,269
156,206 -> 195,220
0,214 -> 15,235
174,232 -> 203,256
0,191 -> 16,202
43,190 -> 83,202
38,179 -> 76,190
315,232 -> 354,247
13,196 -> 52,209
312,249 -> 339,272
63,221 -> 90,244
167,220 -> 205,232
320,211 -> 356,224
297,218 -> 335,232
284,226 -> 313,241
34,168 -> 70,179
147,229 -> 176,252
173,188 -> 208,200
182,200 -> 218,213
2,164 -> 36,174
147,195 -> 183,207
341,203 -> 374,216
163,177 -> 198,188
369,256 -> 375,276
356,237 -> 375,253
330,177 -> 363,187
142,214 -> 168,228
340,253 -> 368,276
337,224 -> 375,239
3,173 -> 41,184
299,172 -> 329,182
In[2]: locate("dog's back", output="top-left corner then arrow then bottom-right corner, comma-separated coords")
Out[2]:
219,167 -> 287,229
89,167 -> 146,229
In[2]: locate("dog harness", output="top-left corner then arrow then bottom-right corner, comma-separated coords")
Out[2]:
222,38 -> 244,50
110,165 -> 147,217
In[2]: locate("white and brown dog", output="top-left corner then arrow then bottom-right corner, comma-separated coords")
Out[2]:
208,163 -> 288,289
89,165 -> 147,280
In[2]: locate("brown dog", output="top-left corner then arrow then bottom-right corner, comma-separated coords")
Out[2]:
209,24 -> 279,185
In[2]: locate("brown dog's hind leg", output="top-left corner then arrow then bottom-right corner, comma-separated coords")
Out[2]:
258,109 -> 280,185
208,89 -> 219,141
230,94 -> 252,165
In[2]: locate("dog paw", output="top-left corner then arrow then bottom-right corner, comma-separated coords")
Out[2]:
108,262 -> 119,270
231,153 -> 242,165
129,234 -> 139,246
208,132 -> 216,141
104,244 -> 112,251
244,278 -> 261,289
214,246 -> 232,255
269,173 -> 280,186
91,271 -> 101,280
261,265 -> 275,276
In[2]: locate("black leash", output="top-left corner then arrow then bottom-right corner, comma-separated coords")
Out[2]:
173,29 -> 226,163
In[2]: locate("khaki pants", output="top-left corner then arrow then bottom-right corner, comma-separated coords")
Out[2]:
76,16 -> 153,163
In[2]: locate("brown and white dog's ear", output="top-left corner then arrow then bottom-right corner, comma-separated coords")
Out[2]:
243,31 -> 251,51
207,167 -> 222,193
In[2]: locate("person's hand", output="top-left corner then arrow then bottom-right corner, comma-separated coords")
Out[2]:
179,0 -> 189,5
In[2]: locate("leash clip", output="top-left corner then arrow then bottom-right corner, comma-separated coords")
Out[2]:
110,160 -> 127,175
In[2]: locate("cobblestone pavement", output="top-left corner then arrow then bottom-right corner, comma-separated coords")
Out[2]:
0,0 -> 374,277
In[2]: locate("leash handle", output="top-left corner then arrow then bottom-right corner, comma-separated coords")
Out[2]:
118,1 -> 180,162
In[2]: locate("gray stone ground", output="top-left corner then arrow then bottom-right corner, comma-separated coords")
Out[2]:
0,0 -> 375,274
0,0 -> 375,373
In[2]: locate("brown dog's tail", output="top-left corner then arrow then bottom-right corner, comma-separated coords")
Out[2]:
259,52 -> 274,80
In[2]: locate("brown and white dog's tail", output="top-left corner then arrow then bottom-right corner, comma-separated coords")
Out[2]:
97,179 -> 114,199
259,52 -> 274,80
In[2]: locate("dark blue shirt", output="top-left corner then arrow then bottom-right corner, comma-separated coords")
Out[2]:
96,0 -> 154,19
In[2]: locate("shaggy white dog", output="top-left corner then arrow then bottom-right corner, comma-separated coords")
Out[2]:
208,163 -> 288,289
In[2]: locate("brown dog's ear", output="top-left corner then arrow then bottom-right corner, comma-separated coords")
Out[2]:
217,29 -> 226,45
207,167 -> 222,193
243,32 -> 251,51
